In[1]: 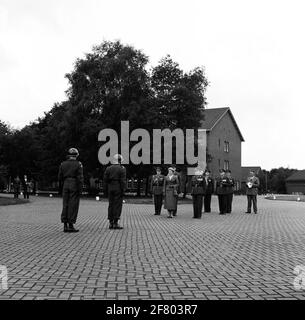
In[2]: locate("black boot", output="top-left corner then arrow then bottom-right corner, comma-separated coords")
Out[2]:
63,223 -> 69,232
109,221 -> 114,229
113,220 -> 123,229
68,223 -> 79,232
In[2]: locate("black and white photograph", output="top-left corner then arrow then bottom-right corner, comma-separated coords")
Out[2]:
1,0 -> 305,310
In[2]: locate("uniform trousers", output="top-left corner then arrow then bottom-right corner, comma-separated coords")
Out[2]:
108,189 -> 123,222
247,195 -> 258,213
204,194 -> 212,212
218,194 -> 227,214
61,178 -> 80,224
192,195 -> 203,218
227,193 -> 233,213
153,194 -> 163,215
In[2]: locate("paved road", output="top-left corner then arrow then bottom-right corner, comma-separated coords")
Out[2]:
0,195 -> 305,300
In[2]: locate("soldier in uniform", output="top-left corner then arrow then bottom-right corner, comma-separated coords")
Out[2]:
58,148 -> 84,233
225,170 -> 235,213
191,168 -> 206,219
215,169 -> 228,215
245,170 -> 260,214
172,166 -> 181,216
203,170 -> 214,213
103,154 -> 127,229
150,167 -> 164,215
22,175 -> 30,199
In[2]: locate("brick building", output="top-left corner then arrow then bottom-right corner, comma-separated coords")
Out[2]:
286,170 -> 305,195
200,107 -> 245,191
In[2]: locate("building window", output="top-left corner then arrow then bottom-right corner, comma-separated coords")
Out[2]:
224,160 -> 229,171
218,139 -> 221,148
218,159 -> 221,168
224,141 -> 230,153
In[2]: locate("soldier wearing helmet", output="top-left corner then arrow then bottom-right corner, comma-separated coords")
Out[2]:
103,154 -> 127,229
215,169 -> 228,215
58,148 -> 84,232
190,167 -> 206,219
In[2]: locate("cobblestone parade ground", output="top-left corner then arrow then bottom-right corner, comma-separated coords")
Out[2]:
0,194 -> 305,300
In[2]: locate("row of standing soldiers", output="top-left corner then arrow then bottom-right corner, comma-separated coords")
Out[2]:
151,168 -> 238,218
58,148 -> 260,233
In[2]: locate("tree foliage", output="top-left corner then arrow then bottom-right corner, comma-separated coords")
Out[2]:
0,40 -> 209,193
268,167 -> 298,194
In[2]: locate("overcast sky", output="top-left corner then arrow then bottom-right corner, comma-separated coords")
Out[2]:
0,0 -> 304,170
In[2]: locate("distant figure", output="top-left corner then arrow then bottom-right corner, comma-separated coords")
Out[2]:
22,175 -> 30,199
225,170 -> 235,213
30,179 -> 35,195
103,154 -> 126,229
190,168 -> 206,219
163,167 -> 179,218
150,167 -> 164,215
58,148 -> 84,232
245,170 -> 260,214
215,169 -> 228,215
203,170 -> 214,213
13,176 -> 21,199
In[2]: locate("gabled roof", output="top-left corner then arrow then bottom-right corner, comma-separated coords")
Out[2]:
200,107 -> 245,141
286,170 -> 305,182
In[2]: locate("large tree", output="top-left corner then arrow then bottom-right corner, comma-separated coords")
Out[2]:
151,55 -> 208,130
150,55 -> 208,174
65,40 -> 152,129
63,41 -> 157,189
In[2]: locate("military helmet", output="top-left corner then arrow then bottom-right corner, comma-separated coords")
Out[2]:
68,148 -> 79,157
113,154 -> 124,163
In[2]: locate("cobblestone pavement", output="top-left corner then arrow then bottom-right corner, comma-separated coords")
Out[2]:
1,194 -> 305,300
